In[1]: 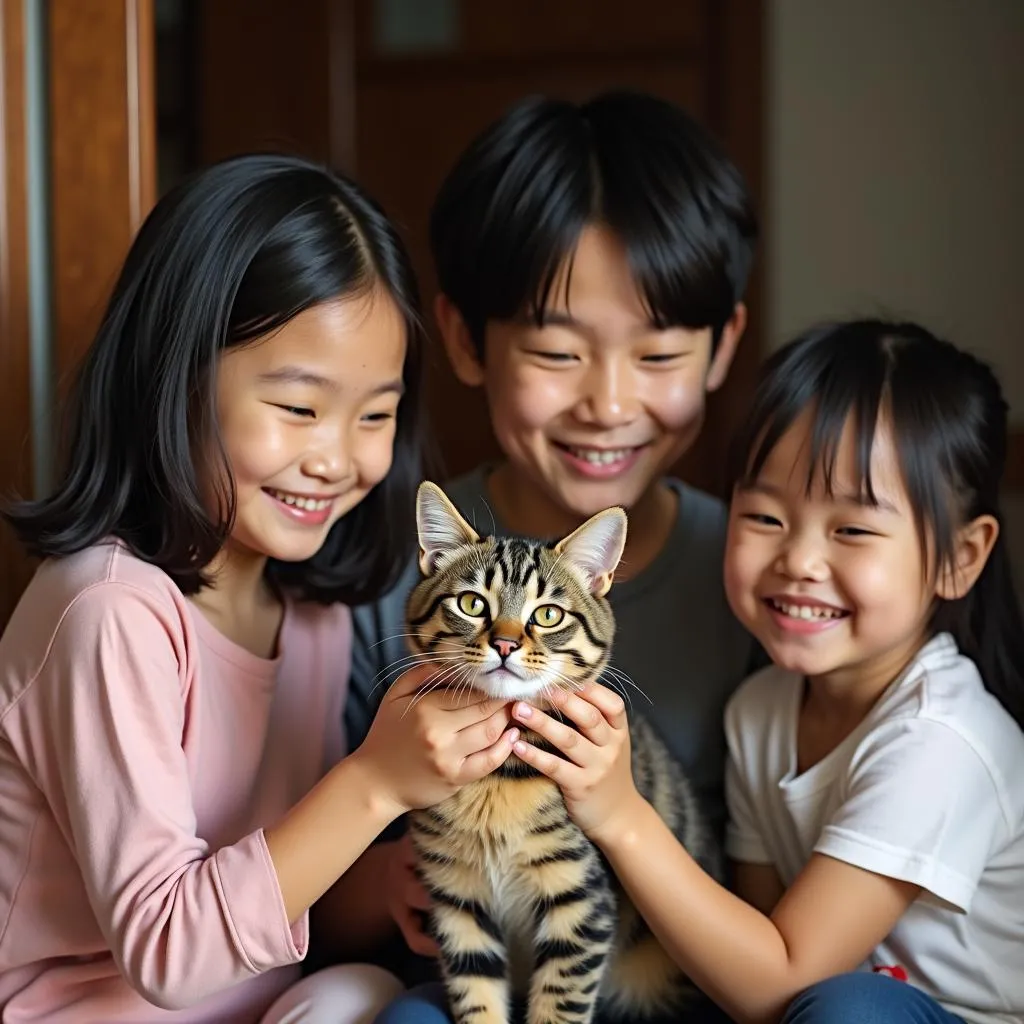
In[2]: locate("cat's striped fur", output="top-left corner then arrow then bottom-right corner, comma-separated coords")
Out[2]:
403,482 -> 719,1024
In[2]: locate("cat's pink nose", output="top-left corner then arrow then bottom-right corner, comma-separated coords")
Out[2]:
491,636 -> 520,659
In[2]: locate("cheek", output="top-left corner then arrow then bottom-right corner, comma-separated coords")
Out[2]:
487,368 -> 568,436
723,530 -> 766,603
357,426 -> 399,487
844,546 -> 925,607
218,408 -> 292,487
646,371 -> 708,431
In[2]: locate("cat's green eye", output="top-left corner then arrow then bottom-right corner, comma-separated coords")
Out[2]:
531,604 -> 565,628
457,592 -> 487,617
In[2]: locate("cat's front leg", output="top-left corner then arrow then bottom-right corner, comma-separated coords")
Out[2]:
524,843 -> 615,1024
432,894 -> 511,1024
411,810 -> 512,1024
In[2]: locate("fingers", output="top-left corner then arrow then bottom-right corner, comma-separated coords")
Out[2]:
512,702 -> 597,767
512,737 -> 582,786
578,681 -> 628,727
455,704 -> 515,753
459,726 -> 518,781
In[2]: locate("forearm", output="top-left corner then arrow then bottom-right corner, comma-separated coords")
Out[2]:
265,753 -> 399,924
310,841 -> 400,960
598,798 -> 795,1024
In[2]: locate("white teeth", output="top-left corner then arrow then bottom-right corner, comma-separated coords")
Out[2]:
771,600 -> 845,621
269,489 -> 332,511
570,447 -> 633,465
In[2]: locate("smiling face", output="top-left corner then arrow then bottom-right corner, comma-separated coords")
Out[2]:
405,481 -> 627,701
723,407 -> 937,688
438,224 -> 742,525
211,290 -> 406,567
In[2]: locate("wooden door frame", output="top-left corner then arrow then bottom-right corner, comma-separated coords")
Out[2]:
0,0 -> 34,625
0,0 -> 157,627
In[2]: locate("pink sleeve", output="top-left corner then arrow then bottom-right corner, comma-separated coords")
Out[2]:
4,582 -> 304,1011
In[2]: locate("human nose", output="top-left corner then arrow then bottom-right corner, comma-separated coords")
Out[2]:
774,530 -> 829,582
575,357 -> 638,428
301,424 -> 354,483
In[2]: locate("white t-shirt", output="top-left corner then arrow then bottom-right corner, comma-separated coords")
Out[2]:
724,632 -> 1024,1024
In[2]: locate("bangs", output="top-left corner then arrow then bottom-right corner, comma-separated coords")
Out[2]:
429,91 -> 757,351
736,337 -> 889,504
730,321 -> 961,570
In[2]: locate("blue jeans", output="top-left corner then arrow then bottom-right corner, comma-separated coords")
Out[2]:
782,973 -> 965,1023
373,981 -> 733,1024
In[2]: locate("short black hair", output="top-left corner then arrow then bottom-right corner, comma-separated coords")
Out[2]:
730,319 -> 1024,731
3,153 -> 426,605
429,89 -> 758,355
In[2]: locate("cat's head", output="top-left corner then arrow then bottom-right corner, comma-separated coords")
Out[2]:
405,481 -> 627,701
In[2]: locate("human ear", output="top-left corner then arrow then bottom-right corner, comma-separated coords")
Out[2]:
434,293 -> 485,387
935,514 -> 999,601
706,301 -> 748,392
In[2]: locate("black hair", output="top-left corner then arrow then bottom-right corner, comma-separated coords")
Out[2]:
3,152 -> 426,605
429,90 -> 758,355
729,319 -> 1024,730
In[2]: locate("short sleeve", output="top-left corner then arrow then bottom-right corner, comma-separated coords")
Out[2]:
722,681 -> 774,866
3,582 -> 304,1010
725,750 -> 772,865
816,718 -> 1005,912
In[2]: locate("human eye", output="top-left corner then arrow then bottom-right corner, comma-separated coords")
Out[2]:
525,349 -> 578,364
275,404 -> 315,418
836,525 -> 878,538
640,352 -> 683,365
360,410 -> 395,424
741,512 -> 783,528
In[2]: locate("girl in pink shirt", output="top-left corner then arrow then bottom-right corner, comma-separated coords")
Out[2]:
0,154 -> 520,1023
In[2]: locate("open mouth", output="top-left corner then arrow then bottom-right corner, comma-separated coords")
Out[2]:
553,442 -> 647,476
264,488 -> 333,512
263,487 -> 336,526
766,597 -> 849,622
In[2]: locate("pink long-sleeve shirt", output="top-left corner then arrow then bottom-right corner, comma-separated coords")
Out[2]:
0,542 -> 351,1022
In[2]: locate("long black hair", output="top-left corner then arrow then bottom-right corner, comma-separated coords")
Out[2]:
429,90 -> 758,354
729,319 -> 1024,730
3,153 -> 426,605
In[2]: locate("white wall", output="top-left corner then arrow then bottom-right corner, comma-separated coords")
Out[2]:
766,0 -> 1024,584
767,0 -> 1024,415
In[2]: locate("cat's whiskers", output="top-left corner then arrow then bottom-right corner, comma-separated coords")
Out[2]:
373,651 -> 467,696
370,629 -> 464,650
601,664 -> 652,706
403,661 -> 472,716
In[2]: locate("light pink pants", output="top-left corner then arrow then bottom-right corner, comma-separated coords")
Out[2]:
259,964 -> 404,1024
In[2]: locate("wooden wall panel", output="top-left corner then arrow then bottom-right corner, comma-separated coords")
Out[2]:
0,0 -> 35,626
49,0 -> 156,389
198,0 -> 355,172
353,0 -> 764,495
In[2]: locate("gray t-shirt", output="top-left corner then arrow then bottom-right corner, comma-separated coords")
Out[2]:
346,466 -> 763,837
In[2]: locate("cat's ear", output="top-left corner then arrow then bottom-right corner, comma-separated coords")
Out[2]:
554,507 -> 627,598
416,481 -> 480,575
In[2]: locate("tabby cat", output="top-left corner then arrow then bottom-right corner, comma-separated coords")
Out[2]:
403,481 -> 719,1024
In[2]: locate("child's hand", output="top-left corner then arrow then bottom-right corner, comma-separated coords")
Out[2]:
511,682 -> 643,843
386,832 -> 439,958
354,665 -> 518,818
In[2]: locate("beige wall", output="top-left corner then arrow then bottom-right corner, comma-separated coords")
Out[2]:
766,0 -> 1024,582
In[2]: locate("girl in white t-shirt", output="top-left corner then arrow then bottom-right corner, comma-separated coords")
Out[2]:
509,319 -> 1024,1024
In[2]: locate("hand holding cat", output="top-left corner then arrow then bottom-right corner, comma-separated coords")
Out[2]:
386,833 -> 440,958
352,664 -> 519,819
512,682 -> 644,843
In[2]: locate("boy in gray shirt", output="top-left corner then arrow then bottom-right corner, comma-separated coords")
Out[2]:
332,92 -> 761,1020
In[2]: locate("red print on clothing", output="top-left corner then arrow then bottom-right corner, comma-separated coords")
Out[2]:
873,965 -> 909,982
